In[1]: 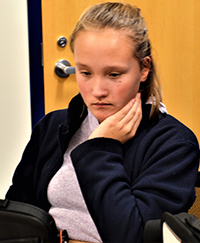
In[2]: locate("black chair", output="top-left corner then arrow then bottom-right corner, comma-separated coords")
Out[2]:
144,171 -> 200,243
188,171 -> 200,218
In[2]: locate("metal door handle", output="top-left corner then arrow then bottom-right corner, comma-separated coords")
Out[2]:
55,59 -> 76,78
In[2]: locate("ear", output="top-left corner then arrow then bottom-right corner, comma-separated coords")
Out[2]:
140,56 -> 151,82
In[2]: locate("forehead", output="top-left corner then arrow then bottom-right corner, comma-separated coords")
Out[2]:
74,28 -> 139,72
74,28 -> 135,55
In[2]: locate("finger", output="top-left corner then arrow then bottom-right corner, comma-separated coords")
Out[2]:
120,105 -> 142,143
123,104 -> 142,134
120,93 -> 141,124
110,98 -> 136,122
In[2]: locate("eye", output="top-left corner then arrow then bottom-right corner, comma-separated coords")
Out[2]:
109,72 -> 121,78
80,71 -> 91,76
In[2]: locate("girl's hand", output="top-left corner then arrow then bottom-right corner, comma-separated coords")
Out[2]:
88,93 -> 142,144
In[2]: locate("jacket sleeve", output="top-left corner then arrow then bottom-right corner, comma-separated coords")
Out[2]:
5,122 -> 41,205
5,110 -> 66,208
71,134 -> 199,243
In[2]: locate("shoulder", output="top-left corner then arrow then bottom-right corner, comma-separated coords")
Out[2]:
157,113 -> 198,147
139,105 -> 199,149
34,109 -> 68,131
31,94 -> 85,141
30,109 -> 68,144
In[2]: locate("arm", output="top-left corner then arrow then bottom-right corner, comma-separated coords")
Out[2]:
71,120 -> 199,243
5,124 -> 40,205
5,110 -> 66,208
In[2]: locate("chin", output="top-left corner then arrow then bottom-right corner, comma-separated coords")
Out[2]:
91,110 -> 116,123
96,115 -> 111,123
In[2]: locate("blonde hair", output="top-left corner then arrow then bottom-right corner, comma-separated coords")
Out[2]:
70,2 -> 162,118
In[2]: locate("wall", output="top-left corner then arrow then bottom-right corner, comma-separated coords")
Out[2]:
0,1 -> 31,198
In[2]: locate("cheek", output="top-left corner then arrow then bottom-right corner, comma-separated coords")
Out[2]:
76,76 -> 86,92
116,82 -> 140,101
76,79 -> 91,100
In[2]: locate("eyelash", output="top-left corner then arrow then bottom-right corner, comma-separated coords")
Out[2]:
109,73 -> 121,78
80,71 -> 121,78
81,71 -> 91,76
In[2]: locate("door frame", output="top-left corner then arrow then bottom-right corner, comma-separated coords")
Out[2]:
27,0 -> 44,128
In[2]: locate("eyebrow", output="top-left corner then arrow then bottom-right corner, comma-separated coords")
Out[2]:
76,62 -> 129,71
76,63 -> 88,68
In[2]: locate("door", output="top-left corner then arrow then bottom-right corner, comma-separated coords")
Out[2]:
41,0 -> 200,142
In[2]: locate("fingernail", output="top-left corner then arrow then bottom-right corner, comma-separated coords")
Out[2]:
132,99 -> 136,104
136,93 -> 141,99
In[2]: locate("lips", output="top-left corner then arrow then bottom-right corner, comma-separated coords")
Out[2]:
92,102 -> 112,107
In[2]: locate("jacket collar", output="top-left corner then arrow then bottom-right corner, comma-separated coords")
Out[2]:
59,93 -> 88,154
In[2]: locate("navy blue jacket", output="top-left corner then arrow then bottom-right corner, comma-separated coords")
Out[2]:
6,94 -> 199,243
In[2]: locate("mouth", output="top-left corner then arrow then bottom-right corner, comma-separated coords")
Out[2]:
92,102 -> 112,108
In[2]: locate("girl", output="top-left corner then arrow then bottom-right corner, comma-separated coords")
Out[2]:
6,3 -> 199,243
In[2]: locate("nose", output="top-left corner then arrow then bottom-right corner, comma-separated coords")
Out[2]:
91,76 -> 109,99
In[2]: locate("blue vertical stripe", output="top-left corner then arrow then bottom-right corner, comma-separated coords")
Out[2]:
27,0 -> 45,129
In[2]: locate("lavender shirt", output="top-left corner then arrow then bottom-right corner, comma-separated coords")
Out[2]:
48,110 -> 101,242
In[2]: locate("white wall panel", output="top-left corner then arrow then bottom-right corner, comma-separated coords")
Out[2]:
0,0 -> 31,198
